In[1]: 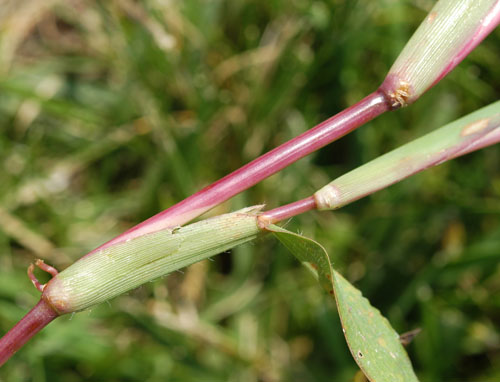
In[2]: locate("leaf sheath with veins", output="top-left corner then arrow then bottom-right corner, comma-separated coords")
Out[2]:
44,206 -> 263,314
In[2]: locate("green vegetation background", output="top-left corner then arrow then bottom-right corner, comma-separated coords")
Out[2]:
0,0 -> 499,381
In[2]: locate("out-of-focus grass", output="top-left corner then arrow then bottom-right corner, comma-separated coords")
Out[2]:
0,0 -> 499,381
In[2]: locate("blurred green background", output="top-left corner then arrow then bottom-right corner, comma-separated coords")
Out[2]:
0,0 -> 499,381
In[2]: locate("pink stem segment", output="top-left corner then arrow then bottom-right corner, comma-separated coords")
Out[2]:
258,196 -> 316,227
0,299 -> 59,367
88,91 -> 389,255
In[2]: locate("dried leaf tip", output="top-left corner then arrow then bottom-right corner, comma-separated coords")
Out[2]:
28,259 -> 59,292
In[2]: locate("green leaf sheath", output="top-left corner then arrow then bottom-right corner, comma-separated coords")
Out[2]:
268,225 -> 419,382
314,101 -> 500,210
382,0 -> 500,106
43,207 -> 263,314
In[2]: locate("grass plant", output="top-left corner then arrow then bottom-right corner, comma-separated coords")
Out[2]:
0,0 -> 499,380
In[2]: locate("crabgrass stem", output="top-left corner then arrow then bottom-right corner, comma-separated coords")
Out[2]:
0,300 -> 58,367
1,0 -> 499,367
91,1 -> 500,252
2,101 -> 499,367
258,197 -> 316,227
89,91 -> 389,253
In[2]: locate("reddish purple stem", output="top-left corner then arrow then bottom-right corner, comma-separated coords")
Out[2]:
88,90 -> 389,255
0,299 -> 58,367
259,196 -> 317,226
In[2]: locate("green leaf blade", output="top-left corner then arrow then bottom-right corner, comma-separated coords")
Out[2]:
332,270 -> 418,382
268,225 -> 419,382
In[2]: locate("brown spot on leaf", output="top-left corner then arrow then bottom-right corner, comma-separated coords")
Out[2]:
461,118 -> 490,137
427,12 -> 437,23
378,337 -> 387,348
357,350 -> 364,358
